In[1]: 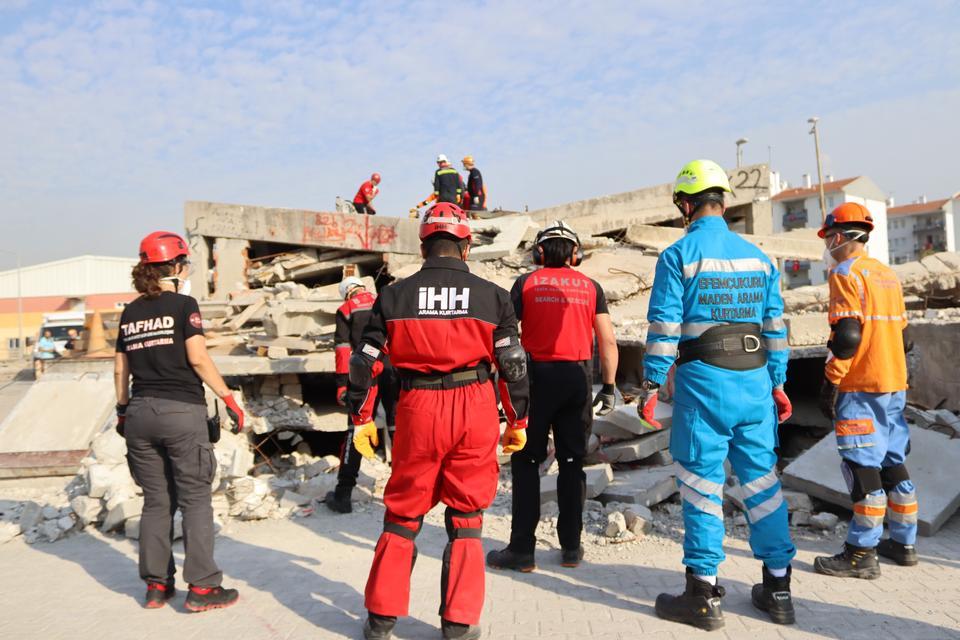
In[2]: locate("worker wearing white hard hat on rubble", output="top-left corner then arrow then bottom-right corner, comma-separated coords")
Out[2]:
327,276 -> 397,513
410,154 -> 465,218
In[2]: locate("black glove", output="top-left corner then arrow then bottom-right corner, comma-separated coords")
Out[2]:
819,379 -> 839,421
116,403 -> 128,437
592,383 -> 616,416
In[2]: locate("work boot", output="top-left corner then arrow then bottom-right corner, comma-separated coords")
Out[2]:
560,545 -> 585,568
486,547 -> 535,572
814,542 -> 881,579
144,581 -> 176,609
751,565 -> 795,625
654,569 -> 725,631
877,538 -> 919,566
184,585 -> 239,612
324,488 -> 352,514
363,612 -> 397,640
441,619 -> 481,639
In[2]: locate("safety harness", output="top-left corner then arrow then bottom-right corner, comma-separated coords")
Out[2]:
677,323 -> 767,371
397,363 -> 491,390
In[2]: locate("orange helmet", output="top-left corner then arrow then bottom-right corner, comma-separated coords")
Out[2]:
818,202 -> 874,238
419,202 -> 471,242
139,231 -> 189,264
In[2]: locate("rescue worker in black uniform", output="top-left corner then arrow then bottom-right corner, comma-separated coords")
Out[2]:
487,220 -> 619,571
462,155 -> 486,212
326,276 -> 398,514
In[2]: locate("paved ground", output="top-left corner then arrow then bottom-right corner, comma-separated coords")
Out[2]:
2,494 -> 959,640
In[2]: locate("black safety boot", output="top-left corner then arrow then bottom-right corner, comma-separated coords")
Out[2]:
363,612 -> 397,640
441,618 -> 482,639
184,585 -> 239,612
814,542 -> 881,579
751,565 -> 795,625
877,538 -> 918,566
324,488 -> 352,514
560,545 -> 585,568
654,568 -> 725,631
486,547 -> 535,572
144,581 -> 176,609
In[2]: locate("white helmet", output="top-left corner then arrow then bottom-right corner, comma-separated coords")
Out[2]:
536,220 -> 580,246
338,276 -> 364,300
436,154 -> 448,164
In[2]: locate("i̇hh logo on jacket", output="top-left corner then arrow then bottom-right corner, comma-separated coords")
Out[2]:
418,287 -> 470,317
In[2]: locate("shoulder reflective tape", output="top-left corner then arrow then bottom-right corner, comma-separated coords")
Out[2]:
762,337 -> 789,351
682,258 -> 771,279
836,419 -> 874,437
648,321 -> 681,337
747,490 -> 785,524
762,317 -> 786,333
645,342 -> 678,357
677,467 -> 723,497
679,484 -> 724,520
865,315 -> 906,321
681,322 -> 715,337
830,310 -> 863,319
740,468 -> 779,499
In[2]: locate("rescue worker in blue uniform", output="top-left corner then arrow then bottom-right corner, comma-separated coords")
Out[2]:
639,159 -> 797,631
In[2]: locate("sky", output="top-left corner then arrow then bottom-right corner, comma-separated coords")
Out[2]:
2,0 -> 959,267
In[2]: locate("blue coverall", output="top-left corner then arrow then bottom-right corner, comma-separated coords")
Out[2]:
643,216 -> 797,576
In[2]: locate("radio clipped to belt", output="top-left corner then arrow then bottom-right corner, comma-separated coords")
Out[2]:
677,323 -> 766,371
207,401 -> 221,443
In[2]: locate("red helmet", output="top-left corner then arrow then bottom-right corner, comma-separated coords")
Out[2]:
419,202 -> 471,242
371,172 -> 381,183
139,231 -> 189,264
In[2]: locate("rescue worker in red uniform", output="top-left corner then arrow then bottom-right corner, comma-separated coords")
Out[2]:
487,220 -> 619,571
348,202 -> 529,640
353,173 -> 381,214
326,276 -> 398,514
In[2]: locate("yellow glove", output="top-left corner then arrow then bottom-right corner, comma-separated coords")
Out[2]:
353,421 -> 379,460
500,427 -> 527,455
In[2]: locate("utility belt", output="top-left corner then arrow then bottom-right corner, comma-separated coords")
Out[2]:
677,323 -> 766,371
398,363 -> 491,390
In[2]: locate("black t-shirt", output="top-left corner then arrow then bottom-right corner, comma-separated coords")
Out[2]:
116,292 -> 205,405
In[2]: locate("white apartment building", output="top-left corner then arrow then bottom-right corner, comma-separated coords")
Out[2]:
771,175 -> 889,288
887,195 -> 959,264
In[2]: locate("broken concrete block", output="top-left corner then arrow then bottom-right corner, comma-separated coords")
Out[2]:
102,497 -> 144,532
599,428 -> 671,463
125,516 -> 140,540
592,402 -> 673,439
226,445 -> 254,479
782,490 -> 814,513
624,506 -> 653,536
605,512 -> 627,537
304,458 -> 334,478
0,521 -> 20,544
281,490 -> 312,507
41,505 -> 59,520
783,426 -> 960,536
586,464 -> 613,498
56,515 -> 75,532
810,512 -> 839,530
578,249 -> 657,302
791,510 -> 812,527
639,449 -> 674,467
600,464 -> 678,507
297,474 -> 337,499
539,474 -> 559,504
18,501 -> 43,533
87,463 -> 134,499
39,520 -> 62,542
785,313 -> 830,347
91,429 -> 127,465
541,500 -> 560,519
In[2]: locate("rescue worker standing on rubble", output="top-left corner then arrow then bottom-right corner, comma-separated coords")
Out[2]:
462,155 -> 487,213
813,202 -> 918,578
640,160 -> 797,631
115,231 -> 243,612
353,173 -> 381,215
348,202 -> 529,640
487,220 -> 618,571
326,276 -> 397,514
411,155 -> 464,217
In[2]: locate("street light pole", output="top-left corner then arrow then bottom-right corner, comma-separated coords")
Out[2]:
16,253 -> 23,360
808,117 -> 827,222
736,137 -> 749,168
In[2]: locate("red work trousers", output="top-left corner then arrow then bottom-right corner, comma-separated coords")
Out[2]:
364,380 -> 500,625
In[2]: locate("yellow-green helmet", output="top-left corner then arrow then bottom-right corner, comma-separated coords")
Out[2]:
673,159 -> 732,197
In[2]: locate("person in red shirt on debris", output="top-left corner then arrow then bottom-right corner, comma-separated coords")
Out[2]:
353,173 -> 381,214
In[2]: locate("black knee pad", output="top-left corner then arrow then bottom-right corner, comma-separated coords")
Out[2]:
841,460 -> 882,503
880,464 -> 910,492
383,513 -> 423,541
444,507 -> 483,541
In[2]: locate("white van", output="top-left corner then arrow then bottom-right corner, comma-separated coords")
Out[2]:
32,311 -> 86,360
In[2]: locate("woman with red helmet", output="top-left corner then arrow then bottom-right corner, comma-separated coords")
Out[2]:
114,231 -> 244,611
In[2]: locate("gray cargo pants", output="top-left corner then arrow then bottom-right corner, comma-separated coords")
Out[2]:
124,396 -> 221,587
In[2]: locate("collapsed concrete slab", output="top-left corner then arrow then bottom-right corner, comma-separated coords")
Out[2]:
905,321 -> 960,412
785,313 -> 831,346
467,215 -> 533,260
540,464 -> 612,504
598,464 -> 679,506
624,225 -> 823,261
782,426 -> 960,536
592,402 -> 673,440
598,428 -> 671,464
577,249 -> 658,302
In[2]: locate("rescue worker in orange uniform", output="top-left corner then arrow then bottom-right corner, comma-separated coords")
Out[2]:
347,203 -> 529,640
814,202 -> 919,578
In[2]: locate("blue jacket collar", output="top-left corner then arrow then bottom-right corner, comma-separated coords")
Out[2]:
687,215 -> 727,233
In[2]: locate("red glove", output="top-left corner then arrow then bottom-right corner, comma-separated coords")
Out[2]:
773,386 -> 793,423
222,394 -> 245,434
637,381 -> 662,430
336,386 -> 348,406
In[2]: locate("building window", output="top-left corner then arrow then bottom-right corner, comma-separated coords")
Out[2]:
7,338 -> 20,350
